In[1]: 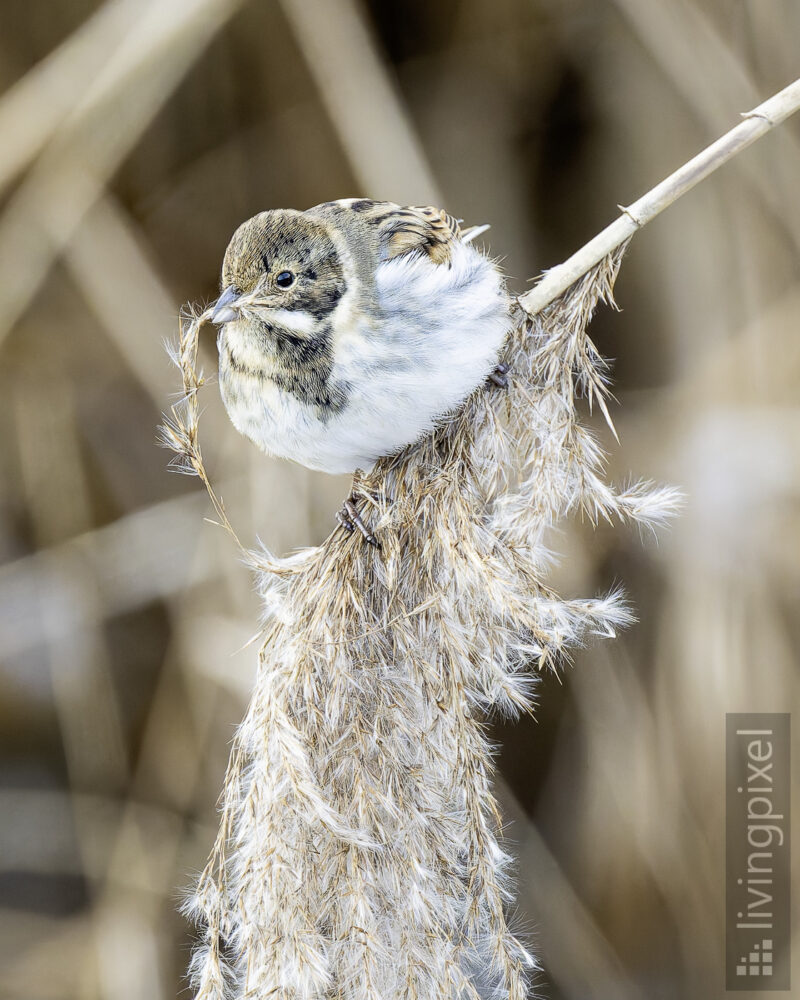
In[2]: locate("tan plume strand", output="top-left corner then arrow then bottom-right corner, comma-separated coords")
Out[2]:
163,245 -> 681,1000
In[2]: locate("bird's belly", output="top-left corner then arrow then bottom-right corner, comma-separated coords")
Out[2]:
220,362 -> 473,474
219,366 -> 386,474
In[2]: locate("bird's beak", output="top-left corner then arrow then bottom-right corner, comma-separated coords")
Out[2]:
212,285 -> 242,324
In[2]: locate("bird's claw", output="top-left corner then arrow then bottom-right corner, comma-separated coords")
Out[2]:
487,362 -> 510,389
336,497 -> 380,548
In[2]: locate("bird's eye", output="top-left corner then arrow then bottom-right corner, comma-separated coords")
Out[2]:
276,270 -> 295,288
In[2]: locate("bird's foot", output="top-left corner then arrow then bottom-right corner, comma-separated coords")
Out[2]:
335,469 -> 390,548
336,497 -> 380,548
487,362 -> 510,389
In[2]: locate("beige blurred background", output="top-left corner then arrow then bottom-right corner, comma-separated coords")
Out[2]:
0,1 -> 798,998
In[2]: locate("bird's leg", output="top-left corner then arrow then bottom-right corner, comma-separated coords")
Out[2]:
487,362 -> 510,389
335,504 -> 356,535
336,498 -> 380,547
336,469 -> 381,548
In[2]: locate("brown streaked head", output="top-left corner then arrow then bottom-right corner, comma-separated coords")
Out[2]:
213,210 -> 348,326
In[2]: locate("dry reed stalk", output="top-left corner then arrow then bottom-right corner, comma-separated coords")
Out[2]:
521,75 -> 800,315
163,248 -> 681,1000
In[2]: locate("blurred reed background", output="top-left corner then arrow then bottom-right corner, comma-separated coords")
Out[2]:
0,1 -> 798,998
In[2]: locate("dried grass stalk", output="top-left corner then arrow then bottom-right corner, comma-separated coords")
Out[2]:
163,246 -> 681,1000
521,75 -> 800,315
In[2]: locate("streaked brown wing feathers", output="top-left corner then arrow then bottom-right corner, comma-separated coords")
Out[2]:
383,205 -> 462,264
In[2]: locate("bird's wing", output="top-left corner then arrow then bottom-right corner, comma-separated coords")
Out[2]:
316,199 -> 467,265
377,204 -> 462,265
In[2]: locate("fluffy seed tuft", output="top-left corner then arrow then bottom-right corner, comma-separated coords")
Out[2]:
162,247 -> 679,1000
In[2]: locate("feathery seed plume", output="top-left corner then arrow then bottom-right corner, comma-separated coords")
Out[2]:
164,248 -> 680,1000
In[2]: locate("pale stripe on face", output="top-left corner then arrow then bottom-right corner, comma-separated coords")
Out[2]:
261,308 -> 317,337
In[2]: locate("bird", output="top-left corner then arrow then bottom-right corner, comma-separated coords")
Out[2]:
211,198 -> 511,543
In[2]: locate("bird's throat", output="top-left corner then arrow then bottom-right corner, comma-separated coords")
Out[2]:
220,319 -> 346,414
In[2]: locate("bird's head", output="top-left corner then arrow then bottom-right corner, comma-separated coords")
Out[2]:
212,209 -> 348,342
